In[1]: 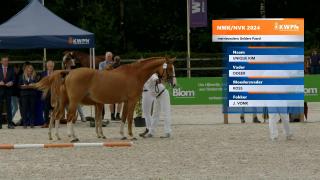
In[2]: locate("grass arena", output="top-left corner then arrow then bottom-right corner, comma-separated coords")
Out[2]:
0,103 -> 320,179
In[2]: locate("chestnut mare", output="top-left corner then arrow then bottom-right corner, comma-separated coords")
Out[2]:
35,57 -> 175,142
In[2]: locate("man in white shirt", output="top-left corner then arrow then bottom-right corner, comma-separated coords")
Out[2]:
98,52 -> 115,121
140,73 -> 172,138
266,70 -> 295,141
268,107 -> 293,141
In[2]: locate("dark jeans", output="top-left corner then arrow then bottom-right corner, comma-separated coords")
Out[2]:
43,95 -> 52,124
21,95 -> 36,126
0,94 -> 13,127
310,66 -> 320,74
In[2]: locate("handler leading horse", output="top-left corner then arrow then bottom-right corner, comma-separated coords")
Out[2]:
35,57 -> 175,142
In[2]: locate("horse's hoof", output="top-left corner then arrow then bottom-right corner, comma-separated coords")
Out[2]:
49,138 -> 53,140
128,136 -> 137,141
97,136 -> 101,138
121,137 -> 127,140
57,137 -> 61,140
102,136 -> 106,139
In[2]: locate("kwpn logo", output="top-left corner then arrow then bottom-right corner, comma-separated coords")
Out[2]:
274,22 -> 300,32
68,37 -> 90,45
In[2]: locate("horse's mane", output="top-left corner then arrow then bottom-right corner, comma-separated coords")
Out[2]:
110,57 -> 165,72
131,57 -> 165,67
137,57 -> 165,62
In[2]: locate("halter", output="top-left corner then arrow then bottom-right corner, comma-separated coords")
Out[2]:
155,63 -> 175,93
157,63 -> 171,81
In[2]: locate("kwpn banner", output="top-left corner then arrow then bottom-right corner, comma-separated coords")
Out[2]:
212,18 -> 304,42
190,0 -> 207,28
212,18 -> 305,113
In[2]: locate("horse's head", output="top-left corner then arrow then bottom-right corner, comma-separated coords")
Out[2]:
156,57 -> 176,87
62,51 -> 76,69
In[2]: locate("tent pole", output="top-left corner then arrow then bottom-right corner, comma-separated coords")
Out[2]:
93,48 -> 96,69
186,0 -> 191,78
43,48 -> 47,71
89,48 -> 92,68
42,0 -> 46,71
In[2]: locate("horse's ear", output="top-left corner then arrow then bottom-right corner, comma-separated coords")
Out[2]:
167,57 -> 176,64
63,51 -> 70,55
70,51 -> 74,56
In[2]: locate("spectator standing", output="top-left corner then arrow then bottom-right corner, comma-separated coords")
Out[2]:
309,50 -> 320,74
0,56 -> 15,129
111,56 -> 123,121
19,64 -> 38,128
40,60 -> 55,128
99,51 -> 115,121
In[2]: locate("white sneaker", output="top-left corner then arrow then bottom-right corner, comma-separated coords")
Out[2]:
286,134 -> 294,140
146,133 -> 153,138
270,137 -> 278,141
160,133 -> 171,138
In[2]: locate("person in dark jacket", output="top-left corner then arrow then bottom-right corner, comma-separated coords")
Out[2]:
19,64 -> 38,128
112,56 -> 123,120
11,64 -> 21,124
62,57 -> 86,122
40,60 -> 55,128
309,50 -> 320,74
0,56 -> 15,129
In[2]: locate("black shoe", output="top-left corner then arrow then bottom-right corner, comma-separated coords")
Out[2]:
102,120 -> 110,127
253,117 -> 261,123
115,113 -> 121,121
240,118 -> 245,123
111,113 -> 116,120
139,128 -> 149,137
0,126 -> 2,129
8,125 -> 15,129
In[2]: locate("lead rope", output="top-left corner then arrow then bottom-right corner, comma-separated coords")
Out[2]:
155,80 -> 160,93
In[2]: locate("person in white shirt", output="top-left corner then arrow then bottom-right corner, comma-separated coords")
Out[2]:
266,70 -> 297,141
140,69 -> 175,138
98,52 -> 116,122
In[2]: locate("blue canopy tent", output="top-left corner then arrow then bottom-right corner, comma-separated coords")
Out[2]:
0,0 -> 96,67
0,0 -> 95,49
0,0 -> 96,125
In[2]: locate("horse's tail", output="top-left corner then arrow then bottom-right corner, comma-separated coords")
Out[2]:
33,70 -> 70,99
51,82 -> 68,120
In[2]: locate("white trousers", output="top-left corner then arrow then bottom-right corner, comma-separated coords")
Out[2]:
268,113 -> 292,139
142,90 -> 172,135
142,91 -> 153,130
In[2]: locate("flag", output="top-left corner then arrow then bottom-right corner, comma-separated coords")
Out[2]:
190,0 -> 207,28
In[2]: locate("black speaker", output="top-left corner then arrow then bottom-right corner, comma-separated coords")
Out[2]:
134,117 -> 145,127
